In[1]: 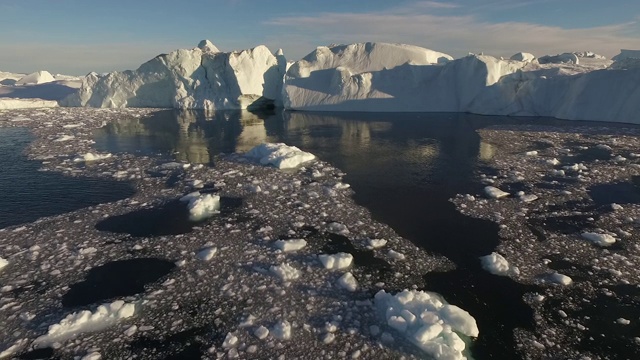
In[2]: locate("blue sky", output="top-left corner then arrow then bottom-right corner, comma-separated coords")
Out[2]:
1,0 -> 638,75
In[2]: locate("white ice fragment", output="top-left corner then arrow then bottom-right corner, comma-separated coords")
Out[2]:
184,194 -> 220,221
546,158 -> 561,166
581,232 -> 616,246
480,252 -> 519,276
196,247 -> 218,261
611,203 -> 623,210
387,249 -> 406,261
124,325 -> 137,337
520,194 -> 538,203
222,333 -> 238,348
271,320 -> 292,340
33,301 -> 137,347
245,143 -> 315,169
81,352 -> 101,360
375,289 -> 478,360
254,325 -> 269,340
327,222 -> 349,235
270,263 -> 301,281
274,239 -> 307,252
0,340 -> 27,359
524,151 -> 538,156
73,152 -> 112,162
0,257 -> 8,271
322,332 -> 336,344
484,186 -> 509,199
617,318 -> 631,325
53,135 -> 75,142
547,273 -> 573,286
367,238 -> 387,249
318,253 -> 353,270
337,272 -> 358,292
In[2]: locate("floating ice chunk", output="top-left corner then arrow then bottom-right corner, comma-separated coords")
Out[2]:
546,273 -> 573,286
73,152 -> 112,162
337,272 -> 358,292
0,257 -> 7,271
484,186 -> 509,199
245,143 -> 315,169
274,239 -> 307,252
254,325 -> 269,340
480,252 -> 519,276
185,194 -> 220,221
270,263 -> 301,281
367,238 -> 387,249
318,253 -> 353,270
53,135 -> 75,142
611,203 -> 623,210
327,222 -> 349,235
581,232 -> 616,246
524,151 -> 538,156
196,246 -> 218,261
563,163 -> 588,172
33,300 -> 137,347
81,352 -> 101,360
519,194 -> 538,202
271,320 -> 292,340
0,339 -> 27,359
375,289 -> 478,360
387,249 -> 406,261
546,158 -> 561,166
222,332 -> 238,348
617,318 -> 631,325
159,162 -> 189,170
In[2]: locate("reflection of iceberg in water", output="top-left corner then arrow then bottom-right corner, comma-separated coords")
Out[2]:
95,110 -> 277,164
282,112 -> 439,187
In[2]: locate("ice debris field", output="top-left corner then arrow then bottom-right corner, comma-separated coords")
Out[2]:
0,108 -> 476,359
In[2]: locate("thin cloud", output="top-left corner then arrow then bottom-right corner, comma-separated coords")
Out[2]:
265,6 -> 640,59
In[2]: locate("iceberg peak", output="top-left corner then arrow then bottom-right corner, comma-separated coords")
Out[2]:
197,39 -> 220,53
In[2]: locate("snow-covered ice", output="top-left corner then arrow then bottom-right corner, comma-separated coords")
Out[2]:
245,142 -> 316,169
318,252 -> 353,270
337,272 -> 358,292
273,239 -> 307,252
0,257 -> 7,271
480,252 -> 519,276
375,289 -> 478,360
581,232 -> 616,246
484,186 -> 510,199
33,300 -> 137,347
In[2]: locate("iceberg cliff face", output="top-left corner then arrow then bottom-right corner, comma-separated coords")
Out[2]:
283,43 -> 640,124
62,41 -> 286,110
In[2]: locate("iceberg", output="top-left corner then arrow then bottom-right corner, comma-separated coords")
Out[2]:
62,40 -> 286,111
282,42 -> 640,123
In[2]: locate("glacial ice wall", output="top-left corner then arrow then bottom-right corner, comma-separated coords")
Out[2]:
283,43 -> 640,123
62,40 -> 286,111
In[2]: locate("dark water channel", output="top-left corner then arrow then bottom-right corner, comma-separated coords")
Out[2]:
0,128 -> 135,229
93,109 -> 634,359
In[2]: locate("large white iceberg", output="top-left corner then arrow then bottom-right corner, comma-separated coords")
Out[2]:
62,40 -> 286,111
282,42 -> 640,124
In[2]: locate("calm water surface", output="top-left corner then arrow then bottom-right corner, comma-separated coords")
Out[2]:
0,128 -> 135,229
